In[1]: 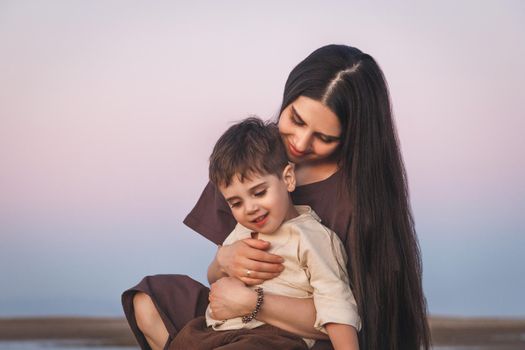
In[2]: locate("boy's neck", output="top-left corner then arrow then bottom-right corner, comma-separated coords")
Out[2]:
284,201 -> 300,222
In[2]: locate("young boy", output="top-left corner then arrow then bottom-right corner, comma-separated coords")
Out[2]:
172,118 -> 360,350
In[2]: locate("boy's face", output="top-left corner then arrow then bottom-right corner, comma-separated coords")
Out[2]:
219,165 -> 297,235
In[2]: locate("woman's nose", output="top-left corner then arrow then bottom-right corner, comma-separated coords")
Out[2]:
295,130 -> 313,152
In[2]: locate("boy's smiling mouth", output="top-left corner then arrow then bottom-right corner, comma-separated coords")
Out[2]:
251,213 -> 269,227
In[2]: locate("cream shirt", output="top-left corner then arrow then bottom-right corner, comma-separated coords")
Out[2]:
206,205 -> 361,348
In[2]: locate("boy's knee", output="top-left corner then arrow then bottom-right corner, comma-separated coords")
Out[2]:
133,292 -> 160,332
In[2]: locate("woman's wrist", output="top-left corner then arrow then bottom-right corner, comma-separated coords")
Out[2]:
207,245 -> 228,283
215,244 -> 229,275
242,287 -> 264,323
240,286 -> 259,315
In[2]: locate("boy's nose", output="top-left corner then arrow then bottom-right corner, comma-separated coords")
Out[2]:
245,201 -> 259,215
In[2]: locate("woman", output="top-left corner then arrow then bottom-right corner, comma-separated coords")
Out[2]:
123,44 -> 431,350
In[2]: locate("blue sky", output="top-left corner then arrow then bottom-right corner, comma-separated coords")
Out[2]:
1,0 -> 524,317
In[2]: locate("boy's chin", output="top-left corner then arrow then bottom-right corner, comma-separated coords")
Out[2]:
245,223 -> 279,235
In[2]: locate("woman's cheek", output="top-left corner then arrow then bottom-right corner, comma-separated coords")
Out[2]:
278,116 -> 294,135
318,143 -> 338,158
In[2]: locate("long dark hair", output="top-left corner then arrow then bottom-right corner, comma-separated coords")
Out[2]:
279,45 -> 431,349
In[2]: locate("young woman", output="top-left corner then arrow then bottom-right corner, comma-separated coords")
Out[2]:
123,44 -> 431,350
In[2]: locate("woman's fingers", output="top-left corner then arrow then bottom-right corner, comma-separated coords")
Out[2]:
247,247 -> 285,264
241,238 -> 271,250
242,239 -> 285,263
242,238 -> 284,263
239,277 -> 265,286
218,239 -> 284,280
238,269 -> 280,281
243,259 -> 284,274
232,260 -> 282,283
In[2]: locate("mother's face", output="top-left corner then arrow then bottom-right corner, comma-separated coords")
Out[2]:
278,96 -> 342,164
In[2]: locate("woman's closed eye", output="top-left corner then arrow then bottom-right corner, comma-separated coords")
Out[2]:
317,134 -> 339,144
290,112 -> 339,143
291,114 -> 305,126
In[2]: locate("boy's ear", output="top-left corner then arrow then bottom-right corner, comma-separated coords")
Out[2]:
282,162 -> 296,192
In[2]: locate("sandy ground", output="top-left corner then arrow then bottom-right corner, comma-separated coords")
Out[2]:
0,316 -> 524,347
0,318 -> 133,346
429,316 -> 525,347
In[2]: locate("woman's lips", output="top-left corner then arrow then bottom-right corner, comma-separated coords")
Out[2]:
288,142 -> 307,158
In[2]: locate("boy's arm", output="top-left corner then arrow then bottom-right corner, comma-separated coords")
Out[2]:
300,225 -> 361,335
325,323 -> 359,350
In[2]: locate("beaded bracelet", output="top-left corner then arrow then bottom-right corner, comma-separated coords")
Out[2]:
241,287 -> 264,323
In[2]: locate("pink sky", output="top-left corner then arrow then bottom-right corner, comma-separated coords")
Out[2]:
0,1 -> 524,316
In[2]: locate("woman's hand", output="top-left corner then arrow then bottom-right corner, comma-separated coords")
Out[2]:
216,238 -> 284,285
208,277 -> 256,320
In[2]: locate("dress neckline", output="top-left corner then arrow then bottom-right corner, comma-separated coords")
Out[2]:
293,170 -> 341,193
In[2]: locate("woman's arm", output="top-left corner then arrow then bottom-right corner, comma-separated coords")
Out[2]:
258,293 -> 329,339
209,277 -> 329,340
207,237 -> 326,338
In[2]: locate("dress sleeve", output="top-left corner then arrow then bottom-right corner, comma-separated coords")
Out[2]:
299,224 -> 361,333
183,181 -> 237,245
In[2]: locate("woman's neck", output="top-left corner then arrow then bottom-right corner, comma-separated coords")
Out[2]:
294,160 -> 339,186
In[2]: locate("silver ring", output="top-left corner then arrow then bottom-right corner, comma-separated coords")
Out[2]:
246,270 -> 252,277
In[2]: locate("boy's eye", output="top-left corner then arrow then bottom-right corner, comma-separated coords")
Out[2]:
254,189 -> 267,197
229,202 -> 241,208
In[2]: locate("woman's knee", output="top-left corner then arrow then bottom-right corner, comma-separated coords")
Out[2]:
133,292 -> 162,333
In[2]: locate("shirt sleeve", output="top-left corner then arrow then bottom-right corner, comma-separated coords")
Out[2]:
299,223 -> 361,332
183,181 -> 237,245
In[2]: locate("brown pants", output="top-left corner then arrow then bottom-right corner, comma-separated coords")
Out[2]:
171,316 -> 308,350
122,275 -> 334,350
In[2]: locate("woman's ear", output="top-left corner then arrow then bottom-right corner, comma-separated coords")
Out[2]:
282,162 -> 296,192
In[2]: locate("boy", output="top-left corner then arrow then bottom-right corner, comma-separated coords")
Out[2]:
172,118 -> 360,350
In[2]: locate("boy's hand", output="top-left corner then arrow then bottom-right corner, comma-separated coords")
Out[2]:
217,238 -> 284,285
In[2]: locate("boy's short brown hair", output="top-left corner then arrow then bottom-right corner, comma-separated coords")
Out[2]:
209,117 -> 289,187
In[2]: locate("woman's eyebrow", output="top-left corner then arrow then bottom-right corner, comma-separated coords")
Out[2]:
291,105 -> 305,122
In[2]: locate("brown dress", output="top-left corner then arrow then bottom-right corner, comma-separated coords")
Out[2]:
122,171 -> 353,350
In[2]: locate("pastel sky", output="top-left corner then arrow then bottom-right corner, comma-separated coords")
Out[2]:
1,1 -> 524,317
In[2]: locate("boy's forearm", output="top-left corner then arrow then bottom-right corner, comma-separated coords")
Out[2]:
325,323 -> 359,350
